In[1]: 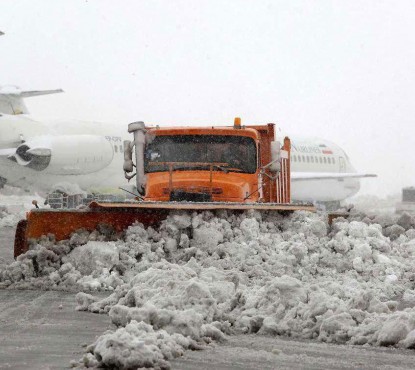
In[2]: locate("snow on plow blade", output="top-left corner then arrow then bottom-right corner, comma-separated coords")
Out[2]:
14,201 -> 315,258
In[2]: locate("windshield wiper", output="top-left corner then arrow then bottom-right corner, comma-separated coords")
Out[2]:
226,167 -> 244,173
212,164 -> 229,173
169,164 -> 230,173
169,164 -> 244,173
170,165 -> 206,171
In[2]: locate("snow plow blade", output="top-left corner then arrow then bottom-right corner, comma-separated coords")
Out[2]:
14,201 -> 315,258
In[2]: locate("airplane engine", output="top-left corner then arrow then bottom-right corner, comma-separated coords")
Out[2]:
9,135 -> 114,175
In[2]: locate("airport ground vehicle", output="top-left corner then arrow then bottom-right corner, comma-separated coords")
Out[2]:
396,187 -> 415,214
14,118 -> 315,257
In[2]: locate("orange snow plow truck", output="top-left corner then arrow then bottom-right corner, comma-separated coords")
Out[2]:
14,118 -> 315,257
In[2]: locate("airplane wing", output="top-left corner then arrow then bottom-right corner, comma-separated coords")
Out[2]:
291,172 -> 377,181
20,89 -> 64,98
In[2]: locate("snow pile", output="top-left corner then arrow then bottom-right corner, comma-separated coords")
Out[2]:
81,320 -> 222,369
3,209 -> 415,368
0,228 -> 124,291
346,208 -> 415,240
76,211 -> 415,368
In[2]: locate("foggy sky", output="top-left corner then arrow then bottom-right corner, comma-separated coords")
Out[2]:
1,0 -> 414,197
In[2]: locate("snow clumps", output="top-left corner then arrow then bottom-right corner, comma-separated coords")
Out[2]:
0,226 -> 124,291
3,209 -> 415,368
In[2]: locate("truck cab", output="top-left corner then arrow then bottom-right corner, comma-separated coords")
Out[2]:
125,118 -> 290,204
143,126 -> 260,203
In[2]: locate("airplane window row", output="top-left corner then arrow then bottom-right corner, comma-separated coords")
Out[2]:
291,154 -> 335,164
76,156 -> 104,163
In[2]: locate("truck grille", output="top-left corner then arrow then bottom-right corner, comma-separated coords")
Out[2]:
169,190 -> 212,202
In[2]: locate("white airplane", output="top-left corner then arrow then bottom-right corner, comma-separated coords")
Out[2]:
290,139 -> 375,208
0,89 -> 376,208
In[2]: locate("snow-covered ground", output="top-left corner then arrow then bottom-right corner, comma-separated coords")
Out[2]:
1,191 -> 415,368
347,193 -> 400,215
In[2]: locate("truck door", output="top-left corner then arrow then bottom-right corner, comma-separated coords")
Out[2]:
339,156 -> 346,172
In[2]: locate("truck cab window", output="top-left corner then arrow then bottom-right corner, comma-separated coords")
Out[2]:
145,135 -> 257,174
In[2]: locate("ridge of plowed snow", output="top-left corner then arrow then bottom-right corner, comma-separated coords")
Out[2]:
2,208 -> 415,368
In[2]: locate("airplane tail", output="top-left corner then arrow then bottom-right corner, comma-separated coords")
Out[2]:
0,86 -> 63,115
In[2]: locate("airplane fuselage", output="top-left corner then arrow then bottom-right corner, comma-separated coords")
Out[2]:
290,139 -> 360,202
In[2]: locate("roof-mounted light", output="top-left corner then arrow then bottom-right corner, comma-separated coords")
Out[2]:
234,117 -> 241,129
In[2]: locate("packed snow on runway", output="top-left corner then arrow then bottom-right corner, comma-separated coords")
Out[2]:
2,190 -> 415,369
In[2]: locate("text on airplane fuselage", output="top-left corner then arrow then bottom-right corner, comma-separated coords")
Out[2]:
291,144 -> 322,154
105,136 -> 122,143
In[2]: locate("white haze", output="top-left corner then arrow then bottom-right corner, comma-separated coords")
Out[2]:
1,0 -> 414,197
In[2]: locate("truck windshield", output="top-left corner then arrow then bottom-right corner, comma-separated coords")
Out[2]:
144,135 -> 257,174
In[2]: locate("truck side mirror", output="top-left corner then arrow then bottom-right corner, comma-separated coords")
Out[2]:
123,140 -> 134,173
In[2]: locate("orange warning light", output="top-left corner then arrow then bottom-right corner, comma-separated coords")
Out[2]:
234,117 -> 241,129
